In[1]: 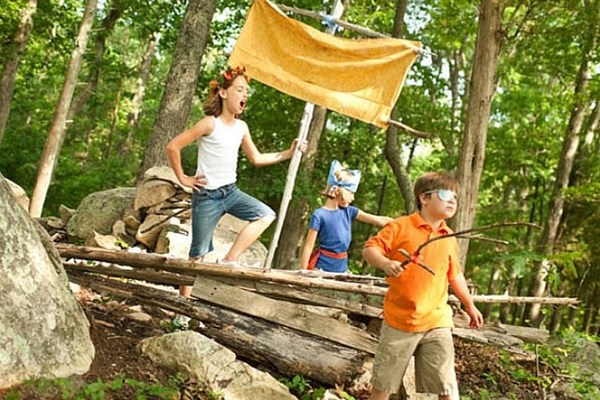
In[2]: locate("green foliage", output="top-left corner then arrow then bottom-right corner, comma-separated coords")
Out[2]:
526,329 -> 600,398
279,375 -> 351,400
5,375 -> 180,400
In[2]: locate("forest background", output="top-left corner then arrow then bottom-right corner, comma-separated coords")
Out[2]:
0,0 -> 599,339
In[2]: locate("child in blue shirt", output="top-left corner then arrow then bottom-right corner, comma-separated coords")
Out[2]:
300,160 -> 393,273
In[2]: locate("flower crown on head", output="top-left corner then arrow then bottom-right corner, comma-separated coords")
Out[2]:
209,65 -> 248,89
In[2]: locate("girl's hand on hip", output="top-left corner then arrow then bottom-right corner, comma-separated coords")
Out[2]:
182,174 -> 206,191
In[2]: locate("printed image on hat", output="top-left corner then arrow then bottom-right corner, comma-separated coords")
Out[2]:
327,160 -> 361,193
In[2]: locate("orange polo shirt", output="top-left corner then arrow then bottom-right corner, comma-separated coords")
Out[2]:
365,212 -> 461,332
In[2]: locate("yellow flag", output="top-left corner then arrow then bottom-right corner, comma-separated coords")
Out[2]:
228,0 -> 422,128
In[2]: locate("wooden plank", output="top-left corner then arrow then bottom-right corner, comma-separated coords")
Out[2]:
212,276 -> 383,318
192,277 -> 378,354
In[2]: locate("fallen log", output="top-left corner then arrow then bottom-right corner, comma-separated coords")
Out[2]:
68,272 -> 370,385
57,244 -> 389,295
63,260 -> 383,317
64,261 -> 192,286
214,276 -> 383,318
57,244 -> 580,306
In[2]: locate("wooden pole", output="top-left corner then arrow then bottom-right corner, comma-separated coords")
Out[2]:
57,244 -> 580,306
264,0 -> 345,270
264,102 -> 314,270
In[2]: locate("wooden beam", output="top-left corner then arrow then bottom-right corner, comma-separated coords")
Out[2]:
276,3 -> 389,39
192,277 -> 378,354
57,244 -> 580,306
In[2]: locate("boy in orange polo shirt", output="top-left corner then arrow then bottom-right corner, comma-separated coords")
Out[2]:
363,171 -> 484,400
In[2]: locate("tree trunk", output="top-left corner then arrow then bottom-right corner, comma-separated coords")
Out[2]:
453,0 -> 503,269
384,0 -> 414,215
484,266 -> 502,319
136,0 -> 217,183
66,0 -> 124,124
105,80 -> 123,159
29,0 -> 98,217
126,34 -> 157,130
499,266 -> 518,323
0,0 -> 37,147
582,284 -> 599,334
526,2 -> 598,326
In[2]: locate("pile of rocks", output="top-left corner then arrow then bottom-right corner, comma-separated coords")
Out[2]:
52,167 -> 267,264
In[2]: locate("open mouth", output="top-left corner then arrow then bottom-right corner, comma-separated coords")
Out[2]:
240,100 -> 246,109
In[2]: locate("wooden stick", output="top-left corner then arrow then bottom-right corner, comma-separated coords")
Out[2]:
276,3 -> 389,39
387,119 -> 432,138
415,221 -> 541,254
56,244 -> 580,305
264,102 -> 314,270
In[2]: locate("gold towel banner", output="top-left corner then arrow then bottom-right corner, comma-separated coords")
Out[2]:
228,0 -> 422,128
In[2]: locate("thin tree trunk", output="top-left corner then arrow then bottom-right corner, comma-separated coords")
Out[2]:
66,0 -> 124,124
0,0 -> 38,147
453,0 -> 503,269
136,0 -> 217,183
484,266 -> 502,319
582,285 -> 599,334
105,80 -> 123,159
29,0 -> 98,217
548,306 -> 561,333
500,266 -> 517,323
384,0 -> 414,215
526,2 -> 598,326
125,34 -> 157,136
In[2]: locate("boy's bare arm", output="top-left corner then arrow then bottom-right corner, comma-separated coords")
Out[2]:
362,246 -> 405,277
449,273 -> 484,328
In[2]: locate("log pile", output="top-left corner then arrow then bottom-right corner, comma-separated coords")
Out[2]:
58,244 -> 577,384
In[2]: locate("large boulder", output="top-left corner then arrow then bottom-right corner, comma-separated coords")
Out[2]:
140,331 -> 295,400
0,174 -> 95,389
4,177 -> 29,211
67,187 -> 136,240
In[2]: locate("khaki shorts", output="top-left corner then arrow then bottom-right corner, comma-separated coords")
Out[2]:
371,322 -> 458,396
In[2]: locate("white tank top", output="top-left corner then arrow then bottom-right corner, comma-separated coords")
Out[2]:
196,116 -> 245,189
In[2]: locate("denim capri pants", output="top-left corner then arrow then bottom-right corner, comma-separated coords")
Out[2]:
189,183 -> 275,258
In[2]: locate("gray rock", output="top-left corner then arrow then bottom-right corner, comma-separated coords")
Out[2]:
0,174 -> 95,390
67,187 -> 136,240
4,177 -> 29,211
140,331 -> 295,400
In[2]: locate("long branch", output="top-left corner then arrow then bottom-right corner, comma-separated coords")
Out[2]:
415,221 -> 541,254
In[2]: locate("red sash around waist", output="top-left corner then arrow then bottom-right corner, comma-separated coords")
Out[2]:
308,248 -> 348,270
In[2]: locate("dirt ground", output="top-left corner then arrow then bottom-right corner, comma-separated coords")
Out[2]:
1,287 -> 549,400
